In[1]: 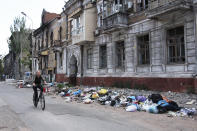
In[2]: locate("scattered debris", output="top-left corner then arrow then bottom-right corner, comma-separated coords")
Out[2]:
47,84 -> 197,118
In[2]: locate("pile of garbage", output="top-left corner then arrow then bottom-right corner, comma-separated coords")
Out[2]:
55,86 -> 197,118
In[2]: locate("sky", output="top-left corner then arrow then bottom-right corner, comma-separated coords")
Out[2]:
0,0 -> 66,56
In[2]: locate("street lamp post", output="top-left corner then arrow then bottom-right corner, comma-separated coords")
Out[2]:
21,12 -> 34,78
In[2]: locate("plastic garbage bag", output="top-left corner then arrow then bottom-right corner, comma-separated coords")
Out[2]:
83,98 -> 93,104
136,96 -> 147,102
148,94 -> 163,103
126,104 -> 138,112
180,108 -> 197,116
148,105 -> 159,114
59,92 -> 65,97
73,90 -> 81,96
92,92 -> 99,99
157,100 -> 169,107
105,101 -> 111,105
98,89 -> 108,95
127,96 -> 136,103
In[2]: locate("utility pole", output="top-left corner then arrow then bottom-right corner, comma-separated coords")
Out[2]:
21,12 -> 34,79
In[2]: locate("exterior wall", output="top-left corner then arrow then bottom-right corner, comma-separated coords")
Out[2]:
84,11 -> 196,78
84,3 -> 97,41
35,0 -> 197,92
55,76 -> 194,92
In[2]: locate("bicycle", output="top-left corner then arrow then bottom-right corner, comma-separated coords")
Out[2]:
33,86 -> 45,111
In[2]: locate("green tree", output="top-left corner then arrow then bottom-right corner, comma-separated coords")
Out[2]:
8,16 -> 32,77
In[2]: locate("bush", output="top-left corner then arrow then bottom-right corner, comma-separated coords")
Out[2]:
57,83 -> 65,90
186,86 -> 196,94
133,84 -> 149,91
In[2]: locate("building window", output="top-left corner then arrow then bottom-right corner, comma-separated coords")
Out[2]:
70,20 -> 73,37
50,32 -> 53,46
137,0 -> 148,12
99,45 -> 107,69
38,40 -> 40,50
59,52 -> 63,67
42,34 -> 44,49
76,16 -> 80,29
167,26 -> 185,64
54,68 -> 57,74
59,27 -> 62,41
87,48 -> 93,69
116,41 -> 125,68
137,34 -> 150,65
46,30 -> 49,48
98,15 -> 103,27
44,56 -> 48,68
35,42 -> 37,51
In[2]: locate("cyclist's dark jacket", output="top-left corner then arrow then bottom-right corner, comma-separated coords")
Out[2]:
34,76 -> 44,86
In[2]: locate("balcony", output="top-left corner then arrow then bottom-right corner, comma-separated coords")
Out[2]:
146,0 -> 192,19
53,40 -> 62,52
72,26 -> 85,45
103,12 -> 128,31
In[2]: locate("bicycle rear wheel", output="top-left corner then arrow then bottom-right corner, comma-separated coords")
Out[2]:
33,93 -> 38,107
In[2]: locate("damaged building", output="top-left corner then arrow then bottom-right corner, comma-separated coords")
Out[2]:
33,0 -> 197,92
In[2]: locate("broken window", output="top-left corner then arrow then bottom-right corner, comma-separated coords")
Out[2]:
87,48 -> 93,69
167,26 -> 185,64
137,34 -> 150,65
116,41 -> 125,68
99,45 -> 107,69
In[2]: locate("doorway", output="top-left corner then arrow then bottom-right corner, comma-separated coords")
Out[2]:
69,55 -> 78,86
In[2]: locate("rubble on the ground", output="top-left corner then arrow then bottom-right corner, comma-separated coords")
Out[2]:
48,84 -> 197,118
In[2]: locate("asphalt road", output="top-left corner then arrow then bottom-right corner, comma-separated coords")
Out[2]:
0,82 -> 197,131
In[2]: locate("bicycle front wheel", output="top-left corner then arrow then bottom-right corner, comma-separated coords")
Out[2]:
40,94 -> 45,111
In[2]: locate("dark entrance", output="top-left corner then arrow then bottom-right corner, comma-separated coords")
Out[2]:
69,55 -> 78,86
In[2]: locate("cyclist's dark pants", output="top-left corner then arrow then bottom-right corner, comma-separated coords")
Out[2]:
33,85 -> 43,101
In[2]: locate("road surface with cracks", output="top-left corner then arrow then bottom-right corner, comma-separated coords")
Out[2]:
0,82 -> 197,131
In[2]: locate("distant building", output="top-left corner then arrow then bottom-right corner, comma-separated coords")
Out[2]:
3,51 -> 16,79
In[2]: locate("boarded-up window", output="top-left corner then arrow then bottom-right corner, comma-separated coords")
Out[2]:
87,48 -> 93,69
137,34 -> 150,65
99,45 -> 107,68
116,41 -> 125,68
167,26 -> 185,64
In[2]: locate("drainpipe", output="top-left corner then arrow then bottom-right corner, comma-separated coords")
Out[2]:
193,3 -> 197,90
